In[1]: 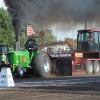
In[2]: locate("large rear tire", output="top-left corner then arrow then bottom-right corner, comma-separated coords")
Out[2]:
93,60 -> 100,74
86,60 -> 93,74
32,53 -> 51,78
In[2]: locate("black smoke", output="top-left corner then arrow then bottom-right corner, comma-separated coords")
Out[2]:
4,0 -> 100,41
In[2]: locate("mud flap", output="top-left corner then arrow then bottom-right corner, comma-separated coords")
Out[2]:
56,58 -> 72,76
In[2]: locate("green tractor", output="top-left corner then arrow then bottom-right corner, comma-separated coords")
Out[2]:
7,38 -> 51,78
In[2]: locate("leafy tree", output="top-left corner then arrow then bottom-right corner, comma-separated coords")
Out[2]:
20,33 -> 27,48
19,26 -> 27,48
0,8 -> 15,47
20,25 -> 57,47
31,28 -> 57,44
0,8 -> 56,49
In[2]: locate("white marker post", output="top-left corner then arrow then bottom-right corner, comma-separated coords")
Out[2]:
0,67 -> 15,87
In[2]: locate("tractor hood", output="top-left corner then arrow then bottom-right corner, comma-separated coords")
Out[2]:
7,50 -> 30,65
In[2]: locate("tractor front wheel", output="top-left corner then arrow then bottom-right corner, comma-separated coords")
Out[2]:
32,53 -> 51,78
16,66 -> 25,78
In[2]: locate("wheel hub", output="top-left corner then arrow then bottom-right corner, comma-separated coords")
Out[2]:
43,60 -> 50,73
19,67 -> 24,75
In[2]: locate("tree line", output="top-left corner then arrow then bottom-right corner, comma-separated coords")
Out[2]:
0,8 -> 57,49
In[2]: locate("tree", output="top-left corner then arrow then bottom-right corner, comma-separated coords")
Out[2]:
0,8 -> 15,47
34,28 -> 57,44
20,33 -> 27,48
20,25 -> 57,47
19,26 -> 27,48
0,8 -> 57,49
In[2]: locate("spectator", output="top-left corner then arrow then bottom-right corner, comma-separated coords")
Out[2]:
0,52 -> 7,64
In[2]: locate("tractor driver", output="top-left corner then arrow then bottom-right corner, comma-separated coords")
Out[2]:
88,34 -> 94,50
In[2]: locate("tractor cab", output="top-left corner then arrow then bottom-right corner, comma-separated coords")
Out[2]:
77,30 -> 100,51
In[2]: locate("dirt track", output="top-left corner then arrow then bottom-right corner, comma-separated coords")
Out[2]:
0,77 -> 100,100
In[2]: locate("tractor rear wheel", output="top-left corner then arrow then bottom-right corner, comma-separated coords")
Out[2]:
32,53 -> 51,78
86,60 -> 93,74
93,60 -> 100,74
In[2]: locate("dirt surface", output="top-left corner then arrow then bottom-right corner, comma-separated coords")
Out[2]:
0,79 -> 100,100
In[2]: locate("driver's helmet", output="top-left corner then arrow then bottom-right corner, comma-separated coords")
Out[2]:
28,40 -> 33,46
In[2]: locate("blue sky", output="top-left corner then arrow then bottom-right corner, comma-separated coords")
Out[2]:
0,0 -> 79,41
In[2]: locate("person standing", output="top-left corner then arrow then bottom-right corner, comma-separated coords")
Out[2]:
0,52 -> 7,64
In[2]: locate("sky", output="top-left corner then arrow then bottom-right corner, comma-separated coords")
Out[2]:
0,0 -> 6,9
0,0 -> 81,41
